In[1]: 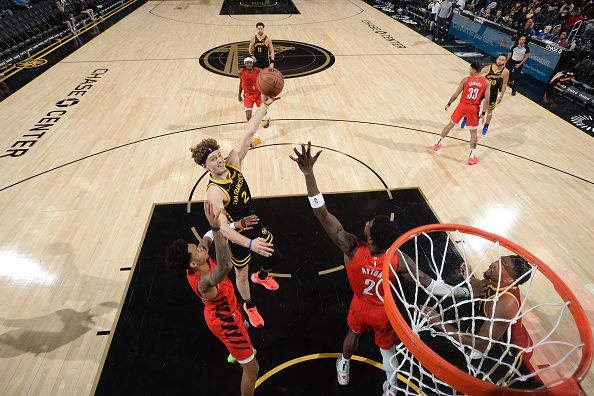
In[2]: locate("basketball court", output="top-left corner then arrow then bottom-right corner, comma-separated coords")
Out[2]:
0,0 -> 593,394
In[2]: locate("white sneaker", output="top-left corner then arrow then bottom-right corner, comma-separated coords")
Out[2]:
382,383 -> 396,396
336,357 -> 350,385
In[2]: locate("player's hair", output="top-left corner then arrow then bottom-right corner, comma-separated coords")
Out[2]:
497,53 -> 507,59
165,239 -> 191,272
370,215 -> 399,251
469,61 -> 481,71
256,22 -> 265,28
506,255 -> 532,285
190,138 -> 220,165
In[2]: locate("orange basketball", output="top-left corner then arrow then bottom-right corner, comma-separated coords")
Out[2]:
257,68 -> 284,97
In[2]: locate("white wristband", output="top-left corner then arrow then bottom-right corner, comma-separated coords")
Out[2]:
308,193 -> 325,208
203,230 -> 214,241
229,222 -> 236,229
428,279 -> 470,297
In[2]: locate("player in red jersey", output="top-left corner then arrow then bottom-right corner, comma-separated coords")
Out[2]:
165,201 -> 259,396
238,57 -> 263,147
290,142 -> 482,395
433,62 -> 491,165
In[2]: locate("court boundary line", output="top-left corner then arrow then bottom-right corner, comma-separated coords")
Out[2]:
147,0 -> 364,26
1,118 -> 592,193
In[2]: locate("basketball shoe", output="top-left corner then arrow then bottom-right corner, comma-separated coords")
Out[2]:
432,143 -> 442,151
467,157 -> 479,165
460,117 -> 467,129
482,124 -> 489,136
336,356 -> 350,385
243,303 -> 264,328
251,272 -> 279,290
262,117 -> 270,128
250,136 -> 262,148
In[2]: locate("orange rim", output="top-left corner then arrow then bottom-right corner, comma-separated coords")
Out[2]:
381,223 -> 593,395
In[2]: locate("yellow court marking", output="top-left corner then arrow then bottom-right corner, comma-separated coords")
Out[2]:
318,265 -> 345,275
269,272 -> 291,278
191,226 -> 202,243
254,352 -> 422,394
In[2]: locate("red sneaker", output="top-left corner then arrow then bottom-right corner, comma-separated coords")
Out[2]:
251,272 -> 279,290
432,144 -> 442,151
243,303 -> 264,328
467,157 -> 480,165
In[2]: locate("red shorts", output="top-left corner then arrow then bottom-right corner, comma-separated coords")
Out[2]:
205,309 -> 254,363
244,92 -> 261,110
347,296 -> 398,349
451,102 -> 480,127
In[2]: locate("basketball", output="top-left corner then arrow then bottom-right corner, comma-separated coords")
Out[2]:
257,68 -> 284,97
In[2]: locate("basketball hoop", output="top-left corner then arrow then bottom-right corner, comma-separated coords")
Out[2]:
378,224 -> 593,395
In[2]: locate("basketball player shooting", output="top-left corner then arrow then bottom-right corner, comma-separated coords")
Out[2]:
189,95 -> 281,329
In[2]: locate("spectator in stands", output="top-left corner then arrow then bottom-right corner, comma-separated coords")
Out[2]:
517,18 -> 536,39
506,35 -> 530,95
486,0 -> 497,10
551,25 -> 562,40
509,1 -> 522,17
455,0 -> 466,10
529,6 -> 545,28
493,9 -> 504,23
477,7 -> 486,16
536,25 -> 554,40
425,0 -> 440,30
559,1 -> 575,14
434,0 -> 453,42
12,0 -> 31,10
484,7 -> 494,19
56,0 -> 77,35
565,9 -> 585,28
556,31 -> 570,47
555,8 -> 571,26
76,0 -> 97,21
502,14 -> 514,27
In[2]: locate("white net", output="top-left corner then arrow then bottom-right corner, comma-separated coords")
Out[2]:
376,228 -> 587,395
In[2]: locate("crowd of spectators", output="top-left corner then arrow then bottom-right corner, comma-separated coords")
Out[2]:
456,0 -> 594,51
0,0 -> 115,69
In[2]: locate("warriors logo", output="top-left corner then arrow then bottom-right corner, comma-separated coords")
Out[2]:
199,40 -> 335,79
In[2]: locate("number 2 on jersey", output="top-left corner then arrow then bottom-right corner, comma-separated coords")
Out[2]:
363,278 -> 376,295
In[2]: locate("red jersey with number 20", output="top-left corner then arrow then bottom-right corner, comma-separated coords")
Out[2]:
346,243 -> 398,306
460,75 -> 488,105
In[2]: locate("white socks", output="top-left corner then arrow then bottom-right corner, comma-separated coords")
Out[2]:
380,347 -> 396,385
469,148 -> 476,158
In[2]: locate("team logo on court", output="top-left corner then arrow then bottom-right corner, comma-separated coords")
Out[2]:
16,58 -> 47,69
570,114 -> 594,132
199,40 -> 335,79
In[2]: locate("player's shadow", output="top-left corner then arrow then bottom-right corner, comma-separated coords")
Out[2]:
0,302 -> 117,358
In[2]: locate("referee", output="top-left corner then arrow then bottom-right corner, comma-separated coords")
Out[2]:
506,35 -> 530,96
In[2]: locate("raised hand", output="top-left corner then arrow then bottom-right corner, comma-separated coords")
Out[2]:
239,214 -> 259,231
289,141 -> 322,176
250,237 -> 274,257
264,95 -> 281,106
204,200 -> 222,229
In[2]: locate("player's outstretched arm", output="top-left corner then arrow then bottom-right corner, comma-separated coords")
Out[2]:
206,186 -> 274,257
198,200 -> 234,297
228,96 -> 280,166
445,77 -> 467,110
290,142 -> 359,259
398,251 -> 487,297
